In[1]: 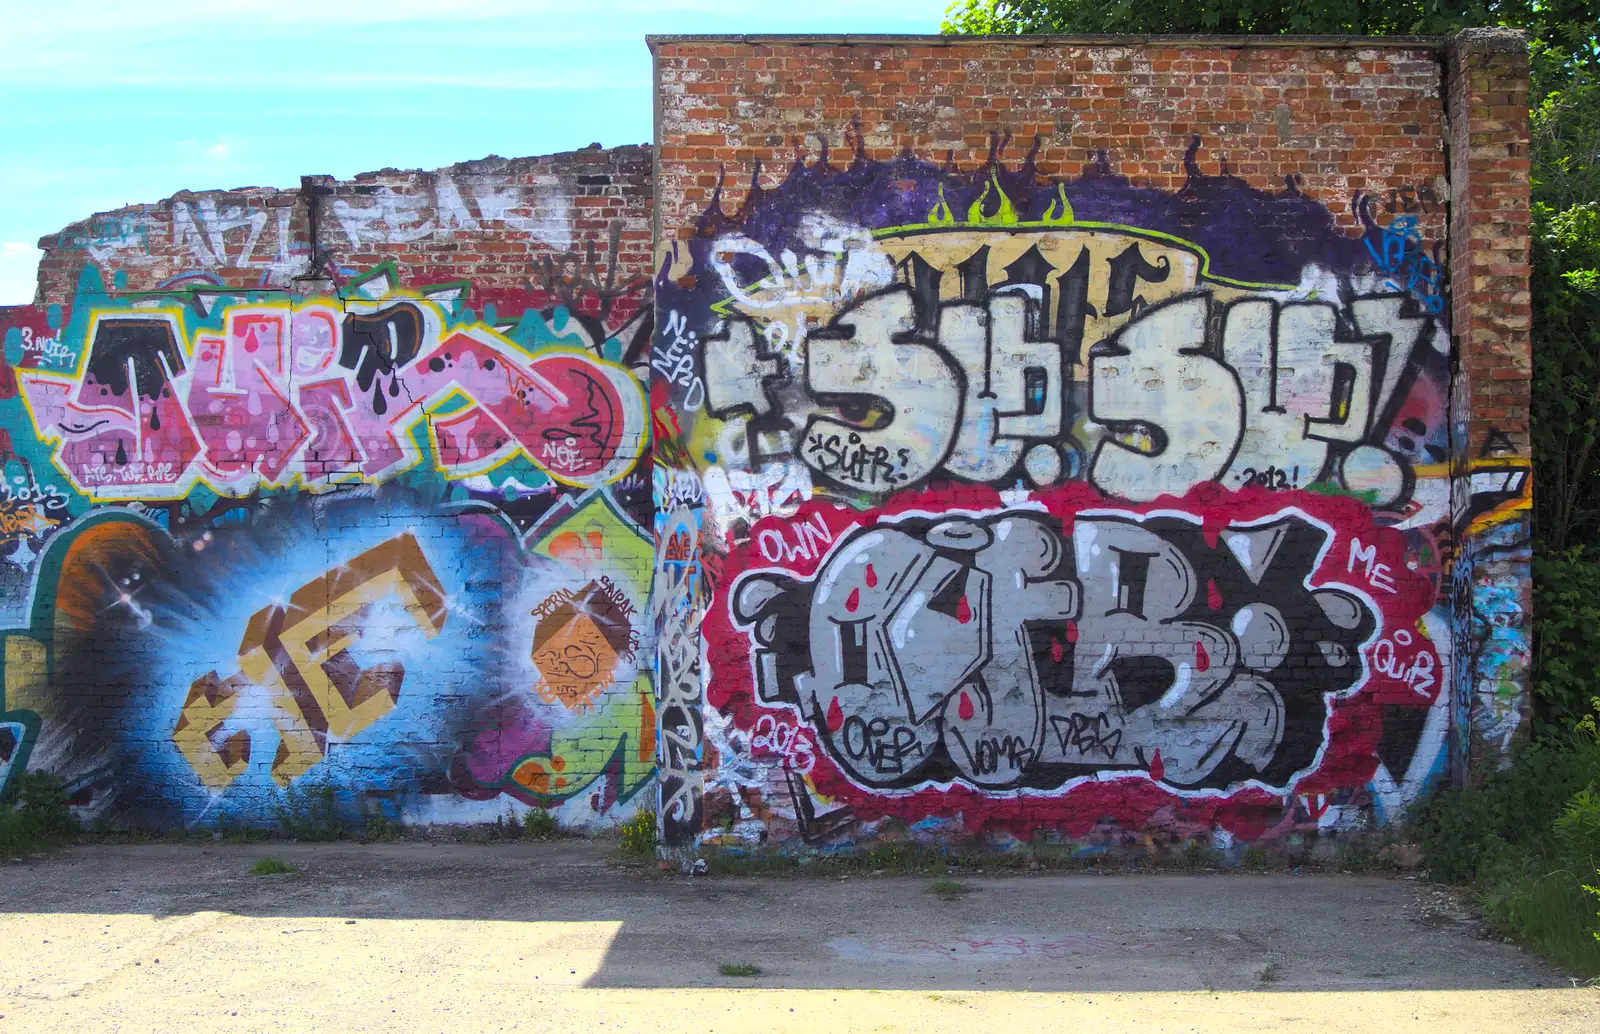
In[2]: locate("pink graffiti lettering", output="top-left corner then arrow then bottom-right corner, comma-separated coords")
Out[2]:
18,300 -> 645,500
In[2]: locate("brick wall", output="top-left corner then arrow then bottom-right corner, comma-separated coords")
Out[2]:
0,145 -> 660,834
0,33 -> 1533,855
650,34 -> 1530,859
1444,29 -> 1534,782
653,40 -> 1449,240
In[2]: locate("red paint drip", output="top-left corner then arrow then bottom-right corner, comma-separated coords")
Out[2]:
865,563 -> 877,588
1195,640 -> 1210,673
1149,749 -> 1165,782
826,697 -> 844,732
1066,619 -> 1079,644
1206,578 -> 1222,611
958,691 -> 975,721
955,595 -> 972,624
845,587 -> 860,613
1050,637 -> 1064,663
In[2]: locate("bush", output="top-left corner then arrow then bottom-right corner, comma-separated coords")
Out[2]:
1416,738 -> 1596,882
1416,734 -> 1600,975
1533,549 -> 1600,729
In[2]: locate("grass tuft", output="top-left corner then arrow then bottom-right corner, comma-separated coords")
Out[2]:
718,962 -> 761,977
927,879 -> 969,901
249,856 -> 296,876
0,772 -> 75,858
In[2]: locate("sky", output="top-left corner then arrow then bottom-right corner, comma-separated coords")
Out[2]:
0,0 -> 946,304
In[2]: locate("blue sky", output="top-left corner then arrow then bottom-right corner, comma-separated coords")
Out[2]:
0,0 -> 944,303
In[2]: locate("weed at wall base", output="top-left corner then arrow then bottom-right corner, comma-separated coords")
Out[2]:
363,812 -> 403,843
522,809 -> 559,840
0,773 -> 75,858
617,810 -> 655,860
273,783 -> 343,842
1415,733 -> 1600,977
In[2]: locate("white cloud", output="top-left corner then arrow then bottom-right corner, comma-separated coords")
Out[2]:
177,139 -> 235,161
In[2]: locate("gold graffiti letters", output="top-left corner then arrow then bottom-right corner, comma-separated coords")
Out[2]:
172,533 -> 448,790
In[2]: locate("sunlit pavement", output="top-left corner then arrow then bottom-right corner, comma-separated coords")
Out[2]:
1,844 -> 1595,1032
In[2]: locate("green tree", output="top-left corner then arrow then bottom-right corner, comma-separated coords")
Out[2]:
940,0 -> 1597,90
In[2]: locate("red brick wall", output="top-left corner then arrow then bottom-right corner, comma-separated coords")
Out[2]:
308,147 -> 654,328
34,185 -> 306,303
651,34 -> 1529,857
653,39 -> 1448,243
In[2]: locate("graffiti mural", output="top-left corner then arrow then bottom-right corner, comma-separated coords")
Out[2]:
17,267 -> 646,502
0,156 -> 659,834
716,488 -> 1439,821
656,132 -> 1508,851
449,490 -> 657,811
0,493 -> 655,827
175,530 -> 450,791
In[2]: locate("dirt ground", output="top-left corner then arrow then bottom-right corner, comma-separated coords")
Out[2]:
1,841 -> 1594,1032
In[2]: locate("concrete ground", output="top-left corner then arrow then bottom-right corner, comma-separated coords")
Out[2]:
0,841 -> 1594,1032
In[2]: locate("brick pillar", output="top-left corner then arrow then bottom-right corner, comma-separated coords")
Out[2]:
1445,27 -> 1533,784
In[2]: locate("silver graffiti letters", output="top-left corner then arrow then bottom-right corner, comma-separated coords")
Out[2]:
732,507 -> 1376,793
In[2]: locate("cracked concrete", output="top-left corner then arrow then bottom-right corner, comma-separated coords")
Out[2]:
1,841 -> 1594,1032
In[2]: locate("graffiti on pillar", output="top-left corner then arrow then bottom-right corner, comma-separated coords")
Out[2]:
653,467 -> 707,848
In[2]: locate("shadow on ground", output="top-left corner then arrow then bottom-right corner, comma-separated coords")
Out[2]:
0,841 -> 1578,994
